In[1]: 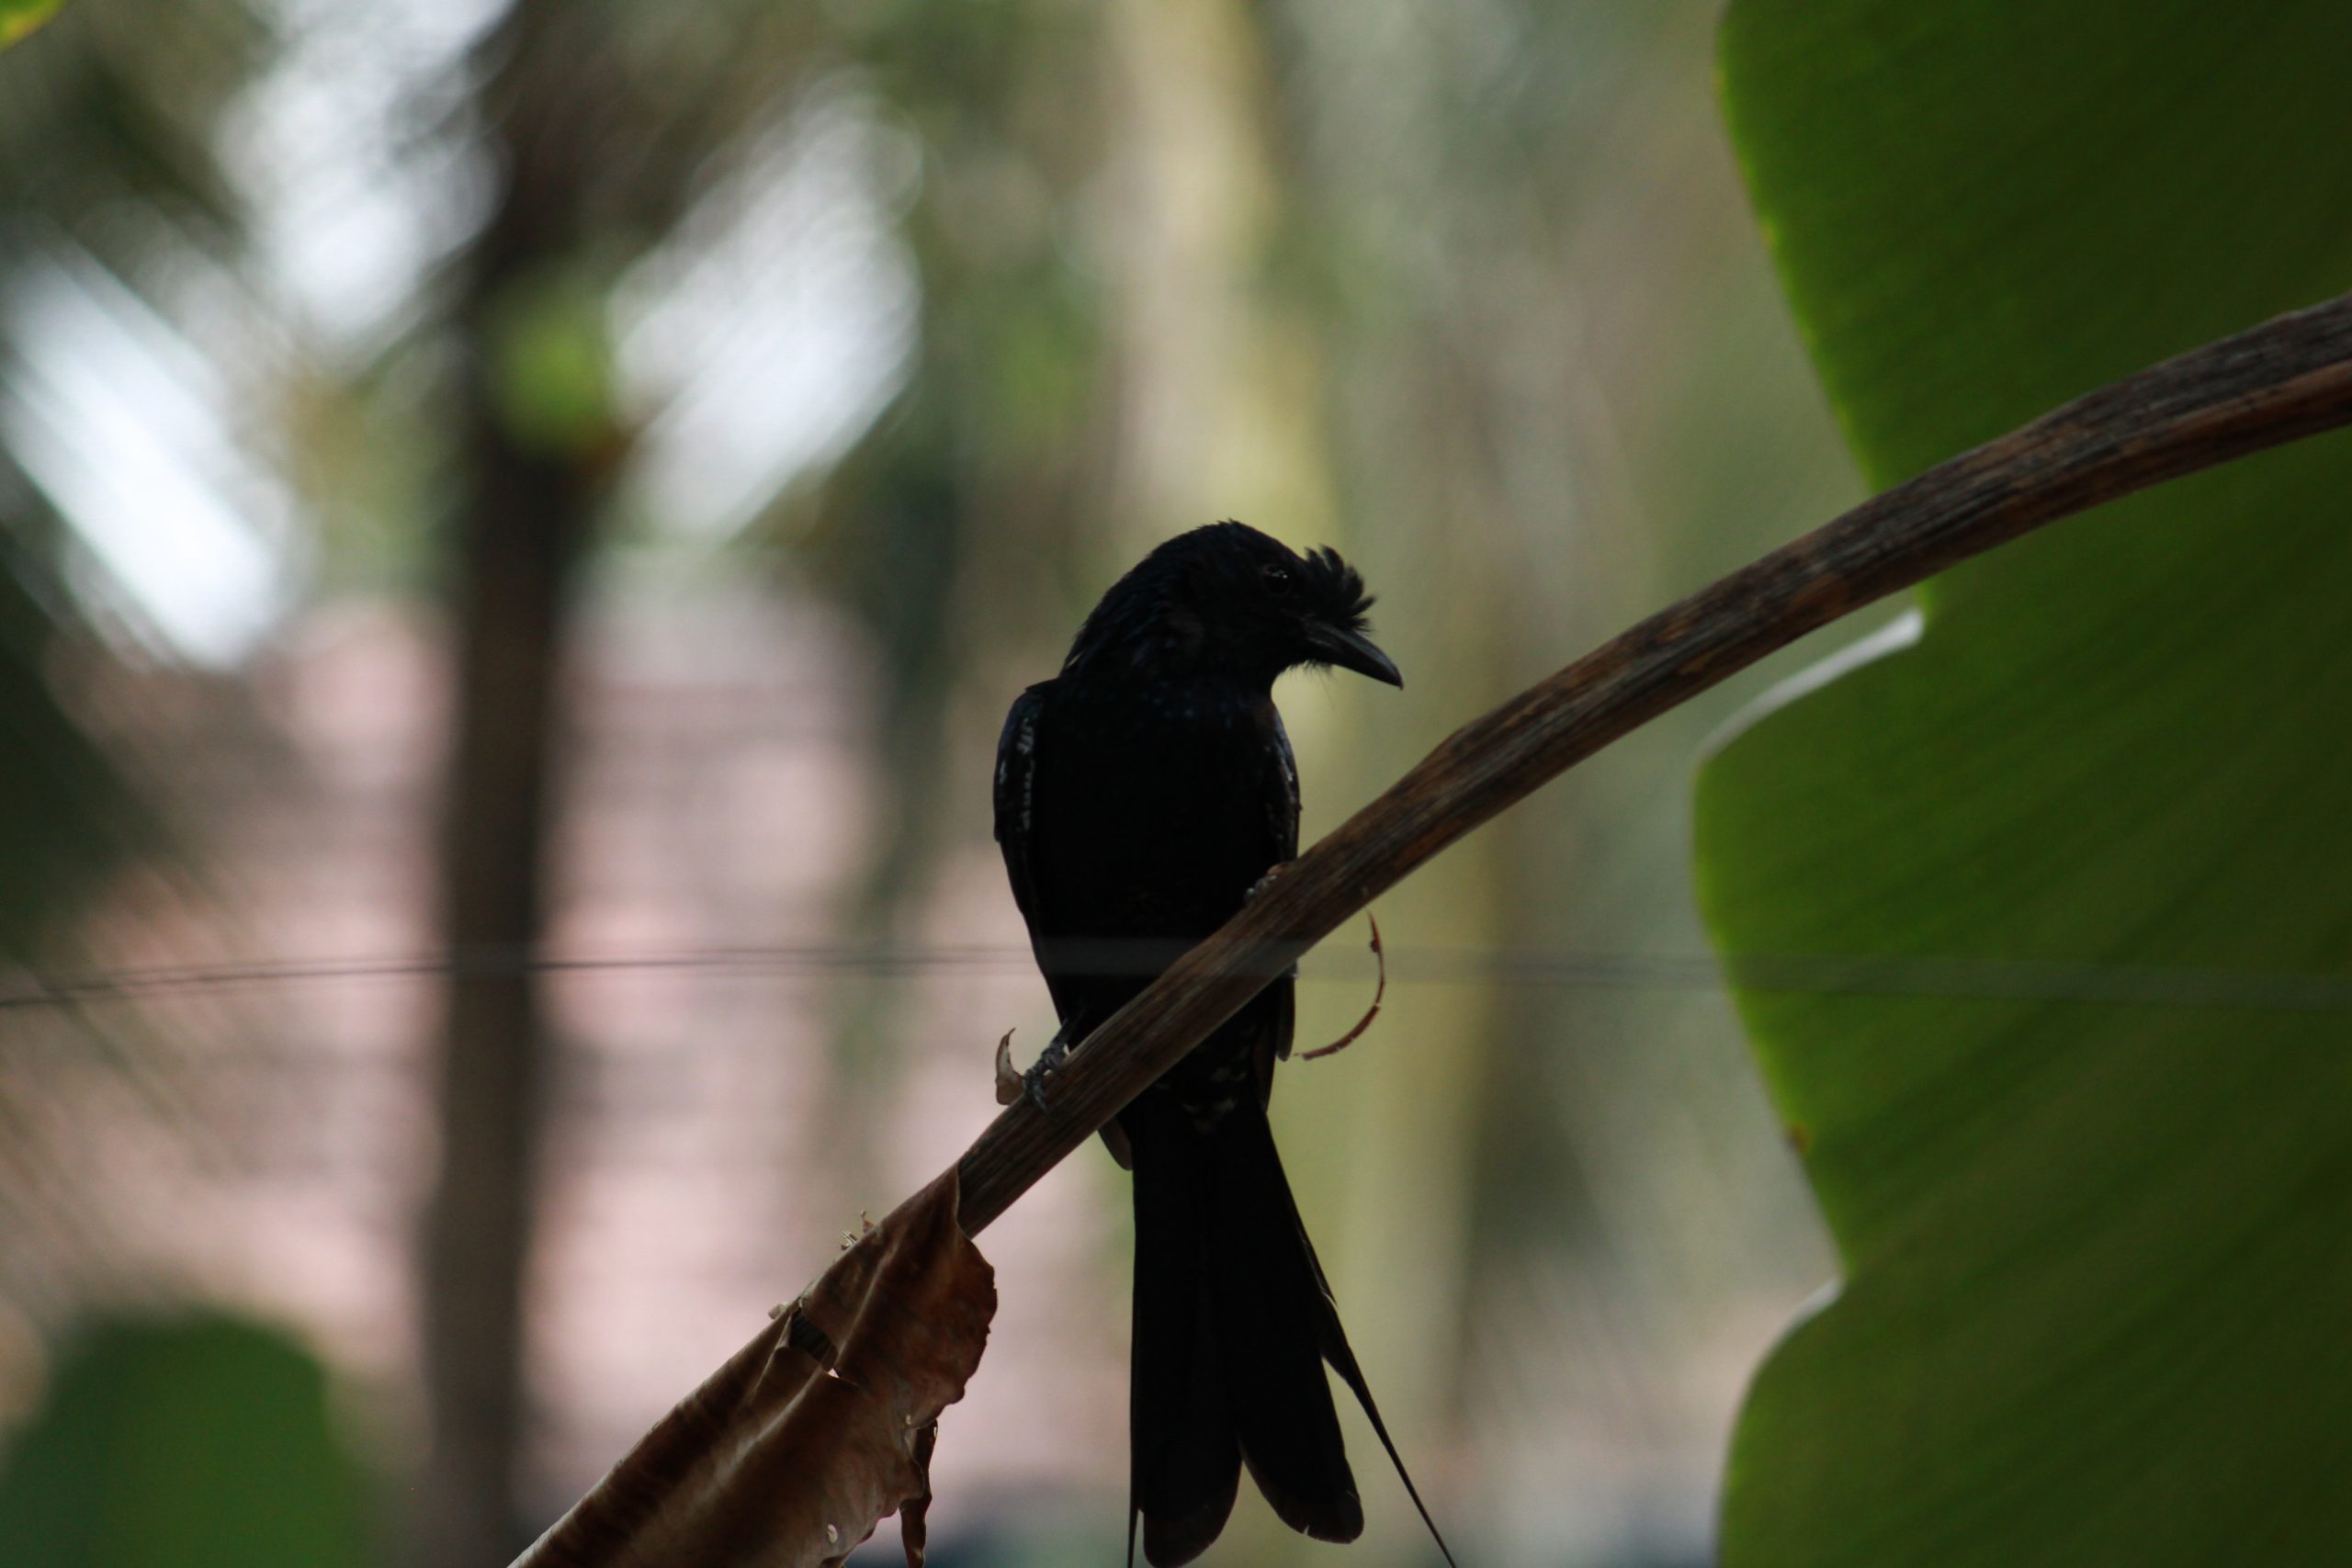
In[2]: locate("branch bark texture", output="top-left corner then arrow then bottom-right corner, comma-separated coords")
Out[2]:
953,288 -> 2352,1233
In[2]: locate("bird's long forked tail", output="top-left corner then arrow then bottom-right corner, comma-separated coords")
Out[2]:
1309,1277 -> 1460,1568
1125,1095 -> 1459,1568
1249,1115 -> 1462,1568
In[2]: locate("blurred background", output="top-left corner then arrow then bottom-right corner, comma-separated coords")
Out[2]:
0,0 -> 1873,1562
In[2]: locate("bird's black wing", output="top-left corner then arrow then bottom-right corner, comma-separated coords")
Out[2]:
999,676 -> 1145,1168
1265,703 -> 1301,862
991,680 -> 1052,940
1258,703 -> 1301,1083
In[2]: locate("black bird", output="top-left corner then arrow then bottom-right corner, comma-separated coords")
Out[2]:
993,522 -> 1448,1567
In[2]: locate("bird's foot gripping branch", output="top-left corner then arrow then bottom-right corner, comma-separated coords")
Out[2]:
512,288 -> 2352,1568
990,1023 -> 1074,1113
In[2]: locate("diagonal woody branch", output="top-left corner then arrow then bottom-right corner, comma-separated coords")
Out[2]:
526,292 -> 2352,1568
954,288 -> 2352,1234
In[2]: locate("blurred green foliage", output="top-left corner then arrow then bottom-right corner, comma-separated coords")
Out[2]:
0,0 -> 256,962
1700,4 -> 2352,1564
0,0 -> 61,48
0,1314 -> 372,1568
488,265 -> 620,460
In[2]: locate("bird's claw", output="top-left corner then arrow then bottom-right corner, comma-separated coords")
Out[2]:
1245,860 -> 1294,903
992,1031 -> 1023,1106
1023,1025 -> 1073,1113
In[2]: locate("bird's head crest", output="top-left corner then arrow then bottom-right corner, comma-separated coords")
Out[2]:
1061,522 -> 1400,689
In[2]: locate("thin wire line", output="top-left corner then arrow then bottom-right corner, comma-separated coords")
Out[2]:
3,944 -> 2350,1013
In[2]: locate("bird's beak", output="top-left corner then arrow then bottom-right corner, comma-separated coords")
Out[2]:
1306,622 -> 1404,688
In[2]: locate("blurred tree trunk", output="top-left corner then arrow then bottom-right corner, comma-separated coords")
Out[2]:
415,3 -> 610,1561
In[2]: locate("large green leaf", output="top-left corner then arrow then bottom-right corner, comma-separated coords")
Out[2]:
0,1315 -> 373,1568
1696,6 -> 2352,1566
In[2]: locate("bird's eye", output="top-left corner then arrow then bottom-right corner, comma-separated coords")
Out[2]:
1262,564 -> 1296,596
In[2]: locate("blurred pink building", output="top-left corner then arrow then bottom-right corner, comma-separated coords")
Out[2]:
2,576 -> 1127,1538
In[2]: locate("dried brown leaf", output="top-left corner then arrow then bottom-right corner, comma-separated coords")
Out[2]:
514,1169 -> 995,1568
